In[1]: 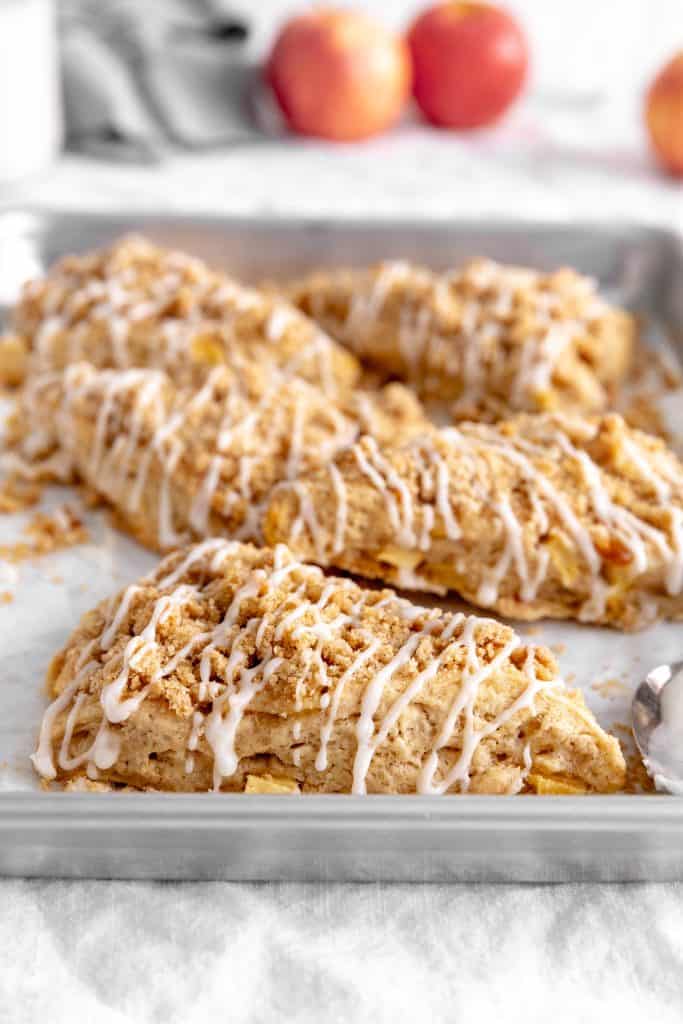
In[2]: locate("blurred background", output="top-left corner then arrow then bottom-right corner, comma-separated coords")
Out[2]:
0,0 -> 680,222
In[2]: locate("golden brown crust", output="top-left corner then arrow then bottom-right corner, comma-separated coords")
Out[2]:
32,540 -> 625,794
285,259 -> 635,419
264,412 -> 683,630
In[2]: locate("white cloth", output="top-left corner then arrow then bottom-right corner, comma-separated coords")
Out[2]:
59,0 -> 257,159
3,880 -> 683,1022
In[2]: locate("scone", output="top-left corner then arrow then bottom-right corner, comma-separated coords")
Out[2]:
6,361 -> 429,550
264,412 -> 683,630
31,539 -> 626,794
285,258 -> 635,419
0,234 -> 360,396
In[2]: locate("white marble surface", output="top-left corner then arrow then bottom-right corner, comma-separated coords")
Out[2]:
2,3 -> 683,1021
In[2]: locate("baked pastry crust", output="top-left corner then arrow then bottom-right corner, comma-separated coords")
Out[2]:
264,412 -> 683,630
0,235 -> 360,397
31,540 -> 626,794
285,259 -> 635,419
7,361 -> 429,551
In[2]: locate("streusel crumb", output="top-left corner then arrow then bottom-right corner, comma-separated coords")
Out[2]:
285,258 -> 635,420
0,504 -> 88,563
264,412 -> 683,630
31,539 -> 625,794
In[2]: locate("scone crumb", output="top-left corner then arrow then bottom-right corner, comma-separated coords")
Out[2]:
34,540 -> 625,795
591,677 -> 629,699
64,775 -> 115,792
0,504 -> 89,563
0,476 -> 42,514
245,774 -> 300,794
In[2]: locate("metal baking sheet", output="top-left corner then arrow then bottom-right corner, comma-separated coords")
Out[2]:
1,209 -> 683,882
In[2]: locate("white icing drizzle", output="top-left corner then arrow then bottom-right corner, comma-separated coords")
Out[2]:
398,303 -> 433,375
620,435 -> 674,503
511,741 -> 534,794
189,455 -> 223,536
285,398 -> 305,481
266,303 -> 297,342
30,656 -> 97,779
352,631 -> 425,793
352,616 -> 448,793
427,444 -> 461,541
20,237 -> 348,414
328,463 -> 348,556
345,261 -> 412,342
100,585 -> 142,650
157,445 -> 186,549
288,416 -> 683,620
19,348 -> 362,550
33,542 -> 559,794
419,641 -> 554,794
353,436 -> 415,547
288,481 -> 326,559
667,508 -> 683,597
315,636 -> 379,774
323,258 -> 614,412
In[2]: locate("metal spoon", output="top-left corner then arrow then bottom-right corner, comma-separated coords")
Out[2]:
632,661 -> 683,794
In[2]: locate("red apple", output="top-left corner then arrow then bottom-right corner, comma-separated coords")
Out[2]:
266,8 -> 412,142
646,52 -> 683,177
407,2 -> 529,130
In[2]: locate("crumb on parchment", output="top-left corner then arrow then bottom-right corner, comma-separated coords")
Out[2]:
0,476 -> 42,514
0,504 -> 89,564
591,677 -> 630,699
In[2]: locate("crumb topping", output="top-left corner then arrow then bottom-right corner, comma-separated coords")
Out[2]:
5,234 -> 359,398
8,360 -> 429,550
0,504 -> 88,563
265,411 -> 683,629
32,539 -> 598,795
288,258 -> 634,418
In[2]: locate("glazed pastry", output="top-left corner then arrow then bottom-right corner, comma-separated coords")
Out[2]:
285,258 -> 635,419
31,540 -> 626,794
264,412 -> 683,630
0,234 -> 360,397
7,361 -> 429,550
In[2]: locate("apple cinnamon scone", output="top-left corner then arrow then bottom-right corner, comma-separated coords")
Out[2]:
6,361 -> 429,551
285,258 -> 635,419
0,234 -> 360,396
264,412 -> 683,630
31,539 -> 626,794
